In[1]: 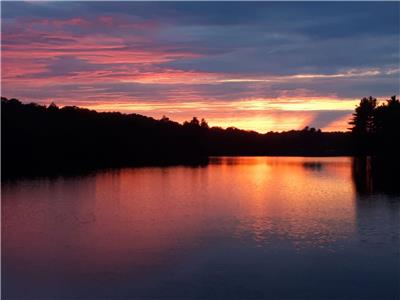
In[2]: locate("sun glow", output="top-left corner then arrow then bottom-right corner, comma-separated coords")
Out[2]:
67,96 -> 357,133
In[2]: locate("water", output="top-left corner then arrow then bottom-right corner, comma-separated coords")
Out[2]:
2,157 -> 399,299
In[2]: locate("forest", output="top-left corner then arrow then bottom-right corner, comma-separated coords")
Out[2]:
1,95 -> 399,178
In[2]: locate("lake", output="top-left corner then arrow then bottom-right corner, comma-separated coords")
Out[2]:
2,157 -> 399,299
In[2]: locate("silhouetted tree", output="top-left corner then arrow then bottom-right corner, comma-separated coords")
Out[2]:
349,96 -> 377,135
373,95 -> 400,154
160,115 -> 170,122
48,102 -> 59,112
200,118 -> 209,129
387,95 -> 400,107
189,117 -> 200,127
348,96 -> 379,154
374,95 -> 400,133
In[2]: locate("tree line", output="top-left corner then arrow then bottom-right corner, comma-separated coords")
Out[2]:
1,95 -> 398,178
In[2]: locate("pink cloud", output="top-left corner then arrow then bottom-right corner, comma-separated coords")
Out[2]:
1,14 -> 357,132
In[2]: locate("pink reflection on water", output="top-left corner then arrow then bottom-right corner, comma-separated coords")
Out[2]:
3,157 -> 356,279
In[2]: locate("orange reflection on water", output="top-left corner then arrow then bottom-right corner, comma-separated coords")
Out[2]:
3,157 -> 356,279
210,157 -> 356,250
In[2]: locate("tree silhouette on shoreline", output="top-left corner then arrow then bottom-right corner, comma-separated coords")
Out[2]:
349,95 -> 399,154
1,95 -> 398,178
349,96 -> 377,134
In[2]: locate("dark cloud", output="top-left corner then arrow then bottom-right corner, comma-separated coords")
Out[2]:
307,110 -> 353,129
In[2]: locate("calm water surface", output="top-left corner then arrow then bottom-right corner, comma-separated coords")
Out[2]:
2,157 -> 399,299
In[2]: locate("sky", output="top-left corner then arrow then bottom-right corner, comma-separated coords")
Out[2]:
1,1 -> 399,132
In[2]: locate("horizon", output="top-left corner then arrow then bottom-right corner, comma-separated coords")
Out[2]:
2,2 -> 399,132
3,96 -> 357,133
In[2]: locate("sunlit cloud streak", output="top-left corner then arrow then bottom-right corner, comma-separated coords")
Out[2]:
1,2 -> 399,132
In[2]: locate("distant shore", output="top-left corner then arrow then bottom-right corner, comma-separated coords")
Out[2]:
2,96 -> 398,178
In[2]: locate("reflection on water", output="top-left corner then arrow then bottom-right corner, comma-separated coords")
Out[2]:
2,157 -> 399,300
211,157 -> 356,251
302,161 -> 323,171
352,156 -> 400,196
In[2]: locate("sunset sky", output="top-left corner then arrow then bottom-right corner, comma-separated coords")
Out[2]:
2,2 -> 399,132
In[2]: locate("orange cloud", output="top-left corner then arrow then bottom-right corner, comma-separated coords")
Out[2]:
58,97 -> 354,132
2,15 -> 382,133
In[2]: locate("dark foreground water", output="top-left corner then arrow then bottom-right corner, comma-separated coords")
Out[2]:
2,157 -> 399,300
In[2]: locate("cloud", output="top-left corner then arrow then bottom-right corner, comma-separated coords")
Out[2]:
1,2 -> 399,132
